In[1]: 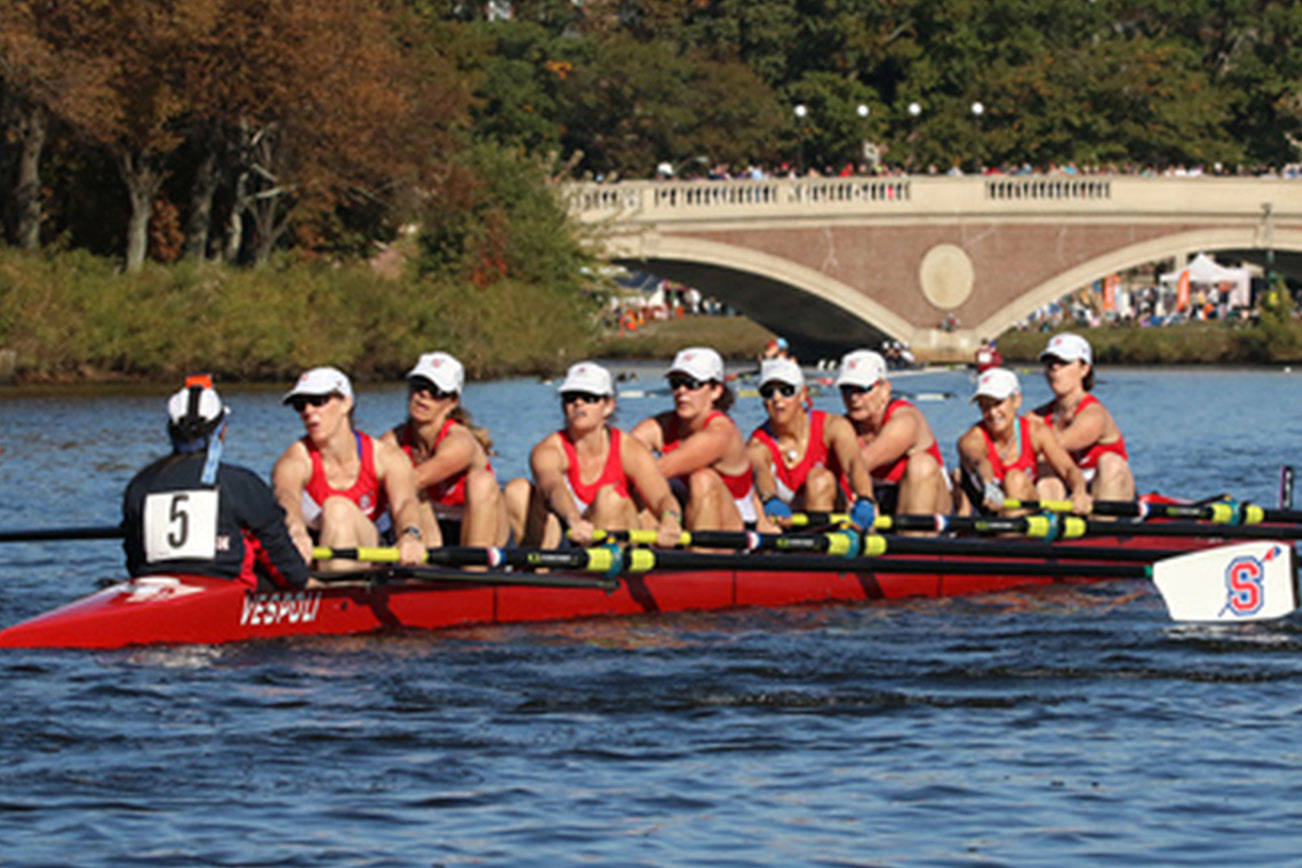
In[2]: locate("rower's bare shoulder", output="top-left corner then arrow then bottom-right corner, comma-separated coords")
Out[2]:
272,439 -> 310,475
956,424 -> 985,454
372,437 -> 414,474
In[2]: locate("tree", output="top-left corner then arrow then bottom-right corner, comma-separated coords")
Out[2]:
0,0 -> 117,249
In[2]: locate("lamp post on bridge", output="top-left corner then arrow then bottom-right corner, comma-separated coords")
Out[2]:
906,101 -> 922,174
793,104 -> 809,175
970,101 -> 985,171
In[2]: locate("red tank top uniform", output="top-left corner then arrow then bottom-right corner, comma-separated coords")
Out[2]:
303,431 -> 386,521
750,409 -> 841,503
559,427 -> 631,511
979,415 -> 1037,483
661,410 -> 754,501
865,399 -> 946,484
396,418 -> 493,507
1042,395 -> 1128,470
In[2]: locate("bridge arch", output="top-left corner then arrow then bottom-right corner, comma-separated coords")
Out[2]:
611,234 -> 916,351
978,228 -> 1302,338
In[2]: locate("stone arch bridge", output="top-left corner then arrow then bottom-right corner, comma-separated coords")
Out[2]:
567,175 -> 1302,360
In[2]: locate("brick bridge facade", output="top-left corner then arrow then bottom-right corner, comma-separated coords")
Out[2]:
568,175 -> 1302,360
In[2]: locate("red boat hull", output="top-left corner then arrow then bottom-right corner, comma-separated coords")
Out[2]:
0,535 -> 1212,649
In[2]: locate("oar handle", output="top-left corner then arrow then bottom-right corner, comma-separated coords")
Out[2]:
313,544 -> 626,575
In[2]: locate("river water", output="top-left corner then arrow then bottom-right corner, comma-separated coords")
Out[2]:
2,364 -> 1302,865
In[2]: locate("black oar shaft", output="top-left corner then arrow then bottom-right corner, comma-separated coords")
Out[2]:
0,525 -> 124,543
638,548 -> 1149,579
312,566 -> 618,591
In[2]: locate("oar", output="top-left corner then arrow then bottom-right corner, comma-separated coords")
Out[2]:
312,544 -> 625,575
596,527 -> 1185,563
311,564 -> 619,591
0,525 -> 124,543
999,497 -> 1294,525
793,510 -> 1302,542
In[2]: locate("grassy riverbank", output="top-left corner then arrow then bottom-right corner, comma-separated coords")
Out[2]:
996,317 -> 1302,365
0,249 -> 776,386
0,249 -> 596,383
589,315 -> 776,362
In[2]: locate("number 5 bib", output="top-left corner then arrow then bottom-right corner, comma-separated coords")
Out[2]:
143,490 -> 219,562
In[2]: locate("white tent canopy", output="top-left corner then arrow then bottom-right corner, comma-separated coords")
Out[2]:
1159,253 -> 1252,307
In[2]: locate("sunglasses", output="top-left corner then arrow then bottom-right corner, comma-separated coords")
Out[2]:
839,382 -> 877,397
759,382 -> 797,400
667,374 -> 708,392
289,394 -> 335,412
561,391 -> 605,406
409,377 -> 456,400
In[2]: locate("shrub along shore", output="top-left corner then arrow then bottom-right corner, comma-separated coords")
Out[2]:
996,317 -> 1302,366
0,249 -> 775,387
3,248 -> 1301,389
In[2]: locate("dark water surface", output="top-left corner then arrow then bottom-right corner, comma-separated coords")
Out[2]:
3,365 -> 1302,865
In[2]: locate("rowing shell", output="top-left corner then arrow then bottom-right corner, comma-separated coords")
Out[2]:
0,534 -> 1212,649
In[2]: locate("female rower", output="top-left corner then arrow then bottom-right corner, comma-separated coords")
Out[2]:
503,361 -> 682,548
380,352 -> 511,548
836,349 -> 951,515
747,357 -> 876,526
956,367 -> 1092,515
1033,333 -> 1135,501
271,366 -> 426,572
630,347 -> 760,531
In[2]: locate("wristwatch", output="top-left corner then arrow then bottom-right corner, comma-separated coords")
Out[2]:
402,525 -> 422,540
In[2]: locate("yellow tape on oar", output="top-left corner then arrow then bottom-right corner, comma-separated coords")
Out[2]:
1004,498 -> 1072,513
626,548 -> 657,573
862,534 -> 887,556
312,546 -> 419,563
584,545 -> 617,575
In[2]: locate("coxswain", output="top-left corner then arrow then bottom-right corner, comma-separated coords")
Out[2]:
271,366 -> 426,572
746,356 -> 876,528
837,349 -> 951,515
631,347 -> 760,531
956,367 -> 1092,515
503,361 -> 682,547
122,375 -> 309,589
381,352 -> 511,548
1033,333 -> 1135,501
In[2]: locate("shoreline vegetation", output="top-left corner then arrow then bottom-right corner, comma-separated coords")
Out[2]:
3,242 -> 1302,394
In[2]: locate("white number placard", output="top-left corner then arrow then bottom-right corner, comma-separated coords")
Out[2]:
143,490 -> 219,562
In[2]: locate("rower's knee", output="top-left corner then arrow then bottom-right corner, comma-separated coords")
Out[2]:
1036,476 -> 1067,500
1003,468 -> 1035,499
465,467 -> 501,505
802,465 -> 837,506
686,467 -> 723,502
1093,453 -> 1135,498
902,452 -> 940,485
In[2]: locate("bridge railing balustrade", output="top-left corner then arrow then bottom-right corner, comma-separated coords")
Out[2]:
984,177 -> 1112,201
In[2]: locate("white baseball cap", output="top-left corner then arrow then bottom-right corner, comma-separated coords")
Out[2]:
759,357 -> 804,389
557,361 -> 614,396
1040,332 -> 1092,365
668,347 -> 724,383
407,352 -> 464,393
167,375 -> 226,430
972,367 -> 1020,402
283,366 -> 353,404
836,350 -> 888,389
